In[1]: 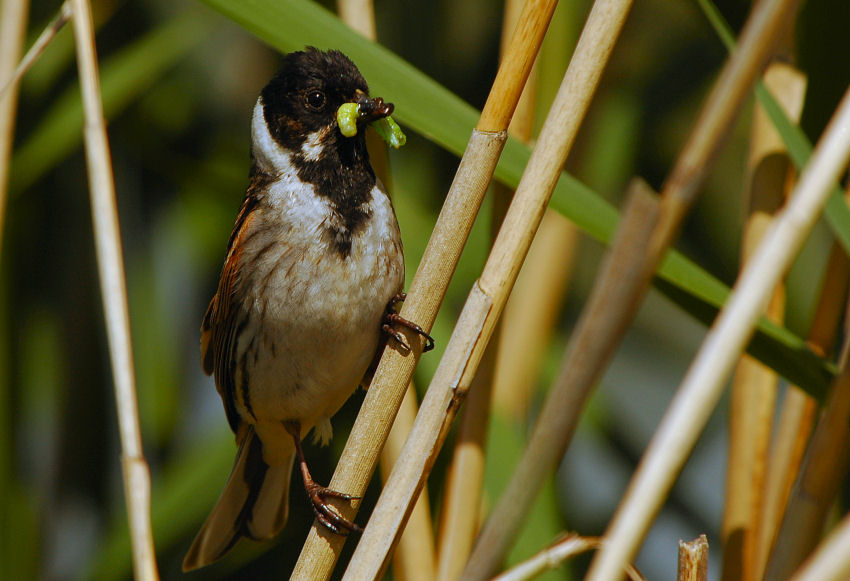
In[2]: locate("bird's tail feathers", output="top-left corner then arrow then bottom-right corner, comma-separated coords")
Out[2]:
182,426 -> 294,572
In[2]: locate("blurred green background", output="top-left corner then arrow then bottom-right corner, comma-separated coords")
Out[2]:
3,0 -> 849,579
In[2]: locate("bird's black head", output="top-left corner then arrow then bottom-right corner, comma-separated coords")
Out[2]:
253,48 -> 394,255
260,47 -> 392,153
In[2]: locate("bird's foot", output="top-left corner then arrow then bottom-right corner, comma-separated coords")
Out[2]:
305,482 -> 362,535
382,293 -> 435,353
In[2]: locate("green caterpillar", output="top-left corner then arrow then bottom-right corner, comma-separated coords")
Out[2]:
336,103 -> 406,149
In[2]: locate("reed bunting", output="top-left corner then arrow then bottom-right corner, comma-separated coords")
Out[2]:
183,47 -> 431,571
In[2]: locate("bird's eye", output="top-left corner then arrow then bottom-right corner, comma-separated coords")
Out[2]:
305,90 -> 327,111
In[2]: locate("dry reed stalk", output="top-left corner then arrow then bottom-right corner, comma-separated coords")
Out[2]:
490,0 -> 578,421
69,0 -> 158,579
0,2 -> 70,100
336,0 -> 374,40
491,210 -> 576,417
435,341 -> 497,581
757,390 -> 815,561
468,0 -> 799,575
763,331 -> 850,578
755,234 -> 850,577
747,62 -> 819,581
334,2 -> 437,579
787,511 -> 850,581
0,0 -> 33,258
434,1 -> 558,577
678,535 -> 709,581
721,59 -> 803,581
586,79 -> 850,581
379,385 -> 435,581
289,1 -> 556,578
339,2 -> 634,578
465,178 -> 660,581
492,534 -> 646,581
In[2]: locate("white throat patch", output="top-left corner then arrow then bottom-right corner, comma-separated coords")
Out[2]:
251,98 -> 297,175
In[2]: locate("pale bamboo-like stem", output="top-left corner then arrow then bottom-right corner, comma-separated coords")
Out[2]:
491,0 -> 578,420
721,60 -> 803,581
491,210 -> 576,417
434,1 -> 544,578
334,2 -> 436,579
757,389 -> 815,560
69,1 -> 158,580
0,0 -> 33,259
746,62 -> 812,581
643,0 -> 799,273
788,511 -> 850,581
435,343 -> 496,581
470,1 -> 798,577
764,337 -> 850,579
292,132 -> 504,580
466,179 -> 660,581
336,0 -> 375,39
756,234 -> 850,576
586,83 -> 850,581
0,1 -> 70,100
678,536 -> 709,581
438,334 -> 498,581
339,2 -> 633,578
493,534 -> 645,581
379,385 -> 435,581
289,1 -> 556,578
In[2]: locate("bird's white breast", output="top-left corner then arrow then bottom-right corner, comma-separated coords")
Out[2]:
235,105 -> 404,435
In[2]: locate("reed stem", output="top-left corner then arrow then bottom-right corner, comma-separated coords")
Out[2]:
70,0 -> 158,578
587,74 -> 850,581
289,2 -> 556,578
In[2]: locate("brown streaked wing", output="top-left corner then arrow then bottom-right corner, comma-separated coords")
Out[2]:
203,192 -> 261,434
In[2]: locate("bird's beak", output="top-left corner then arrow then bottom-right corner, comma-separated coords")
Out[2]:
354,90 -> 394,124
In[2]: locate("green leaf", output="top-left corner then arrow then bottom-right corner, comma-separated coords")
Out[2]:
756,83 -> 850,256
198,0 -> 833,396
696,0 -> 850,259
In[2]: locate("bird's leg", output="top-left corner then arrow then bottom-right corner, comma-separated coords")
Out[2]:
283,421 -> 362,535
381,292 -> 435,353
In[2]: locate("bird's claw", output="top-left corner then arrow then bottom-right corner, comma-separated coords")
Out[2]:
306,483 -> 362,535
382,294 -> 435,353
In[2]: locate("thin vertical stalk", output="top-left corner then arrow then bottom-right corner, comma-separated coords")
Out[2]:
747,61 -> 813,581
756,233 -> 850,576
491,0 -> 578,421
586,80 -> 850,581
342,2 -> 635,578
335,1 -> 436,579
0,0 -> 32,256
722,59 -> 803,581
435,340 -> 497,581
491,210 -> 576,418
69,0 -> 158,579
468,0 -> 798,576
434,0 -> 548,577
0,2 -> 71,101
0,0 -> 30,577
336,0 -> 374,39
464,178 -> 659,581
764,332 -> 850,579
379,386 -> 435,581
289,1 -> 556,578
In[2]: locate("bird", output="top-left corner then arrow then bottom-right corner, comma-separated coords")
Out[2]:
183,47 -> 431,571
